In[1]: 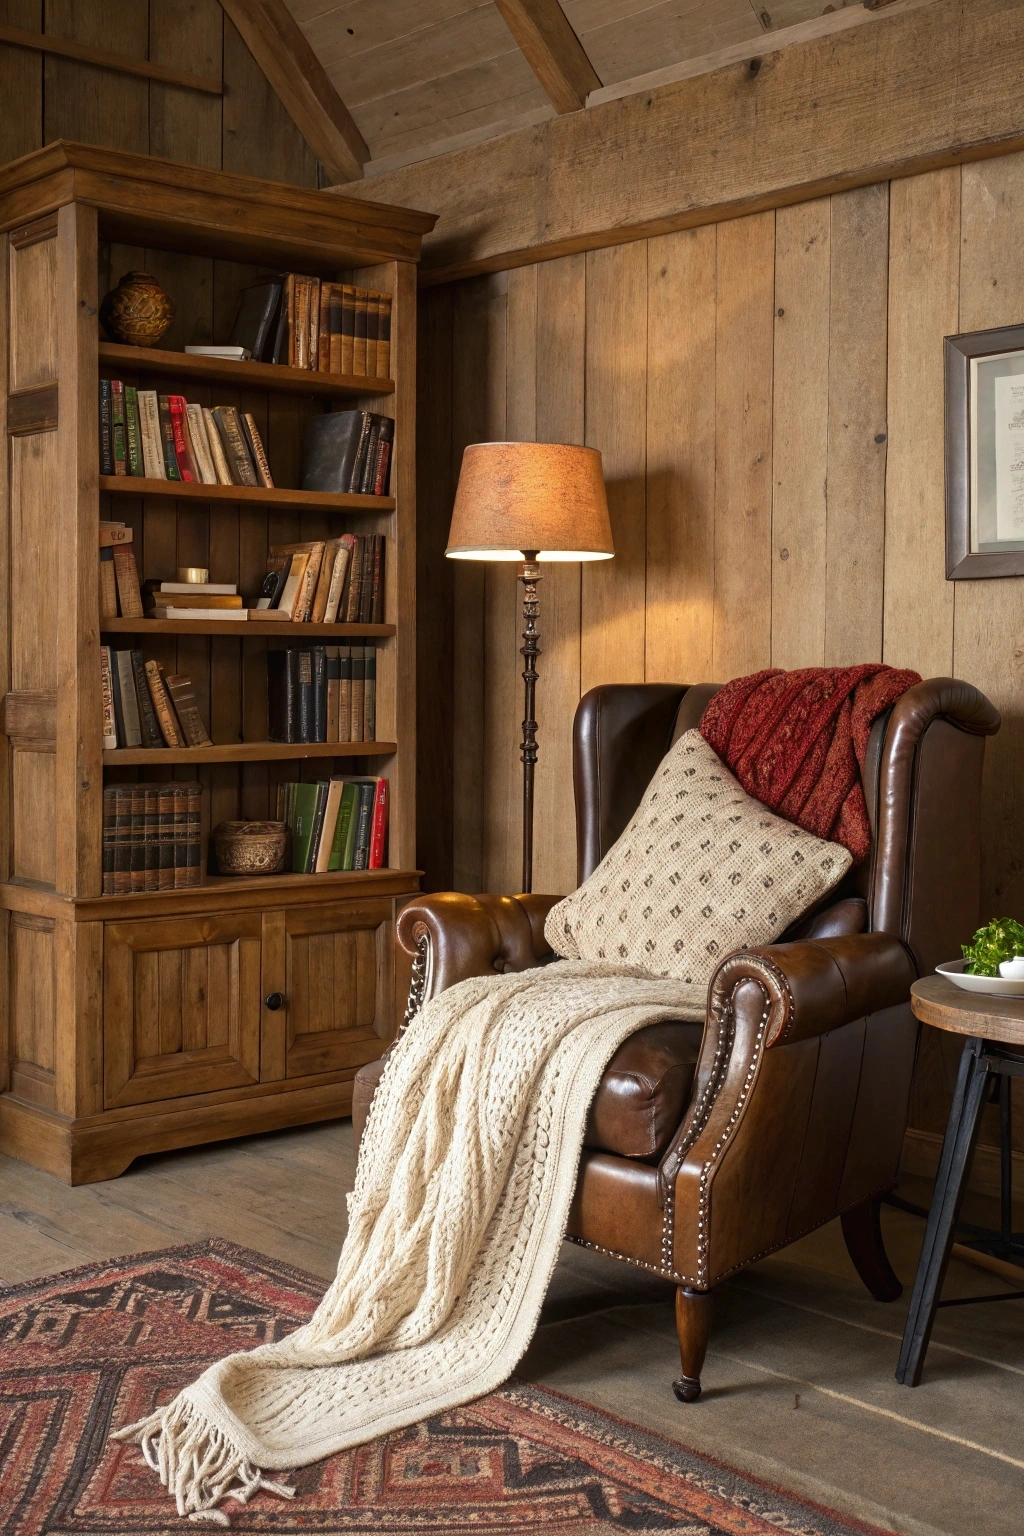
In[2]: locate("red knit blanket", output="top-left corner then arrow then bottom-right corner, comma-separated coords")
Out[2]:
699,665 -> 921,863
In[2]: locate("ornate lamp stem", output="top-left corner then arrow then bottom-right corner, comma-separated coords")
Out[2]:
519,553 -> 542,894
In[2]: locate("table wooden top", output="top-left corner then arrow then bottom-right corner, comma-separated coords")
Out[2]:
911,973 -> 1024,1046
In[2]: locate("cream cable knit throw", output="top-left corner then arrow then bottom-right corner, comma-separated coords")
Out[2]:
114,960 -> 705,1524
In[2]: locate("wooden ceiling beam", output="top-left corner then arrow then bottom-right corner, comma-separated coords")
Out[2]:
218,0 -> 369,183
493,0 -> 601,113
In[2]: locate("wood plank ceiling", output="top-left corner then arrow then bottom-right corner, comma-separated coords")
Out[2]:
283,0 -> 849,172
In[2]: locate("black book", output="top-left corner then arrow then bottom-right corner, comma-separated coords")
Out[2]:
102,786 -> 117,894
256,558 -> 291,612
131,649 -> 165,749
305,782 -> 330,874
228,279 -> 283,361
312,645 -> 327,744
297,649 -> 314,744
268,648 -> 299,743
301,410 -> 367,494
373,415 -> 395,496
109,653 -> 127,747
358,536 -> 379,625
358,414 -> 383,495
99,378 -> 114,475
353,782 -> 375,870
267,283 -> 289,365
348,412 -> 374,493
371,534 -> 385,624
144,786 -> 160,892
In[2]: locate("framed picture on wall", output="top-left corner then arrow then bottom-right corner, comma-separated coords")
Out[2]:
946,323 -> 1024,578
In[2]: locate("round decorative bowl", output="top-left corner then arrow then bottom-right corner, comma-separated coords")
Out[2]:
213,820 -> 288,876
100,271 -> 175,347
935,958 -> 1024,998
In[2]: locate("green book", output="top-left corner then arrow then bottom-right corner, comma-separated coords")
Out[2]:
328,782 -> 359,871
110,379 -> 127,475
290,781 -> 327,873
124,385 -> 144,476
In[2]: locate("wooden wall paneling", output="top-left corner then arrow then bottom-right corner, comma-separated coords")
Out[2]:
148,0 -> 224,168
645,226 -> 716,688
0,232 -> 10,888
415,284 -> 455,890
42,0 -> 150,153
712,211 -> 775,681
8,911 -> 54,1106
9,231 -> 57,391
823,182 -> 890,666
883,168 -> 960,677
581,241 -> 647,695
770,198 -> 830,670
533,252 -> 586,896
222,13 -> 318,186
54,918 -> 103,1117
451,273 -> 507,892
0,1 -> 42,164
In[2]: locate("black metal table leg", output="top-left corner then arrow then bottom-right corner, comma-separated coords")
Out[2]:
896,1037 -> 991,1386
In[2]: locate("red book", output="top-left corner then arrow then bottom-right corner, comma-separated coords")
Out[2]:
368,777 -> 388,870
168,395 -> 196,482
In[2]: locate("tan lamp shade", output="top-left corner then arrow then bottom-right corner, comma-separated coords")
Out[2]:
446,441 -> 614,561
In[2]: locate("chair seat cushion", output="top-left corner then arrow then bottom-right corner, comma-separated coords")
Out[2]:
584,1019 -> 703,1161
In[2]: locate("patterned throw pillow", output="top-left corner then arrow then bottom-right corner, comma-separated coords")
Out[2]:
545,729 -> 852,986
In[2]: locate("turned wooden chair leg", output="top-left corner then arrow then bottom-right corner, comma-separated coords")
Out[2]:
673,1286 -> 713,1402
841,1194 -> 903,1302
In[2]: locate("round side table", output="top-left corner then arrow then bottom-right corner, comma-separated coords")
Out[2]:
896,973 -> 1024,1386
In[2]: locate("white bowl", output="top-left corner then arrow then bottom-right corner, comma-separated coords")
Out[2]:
936,959 -> 1024,997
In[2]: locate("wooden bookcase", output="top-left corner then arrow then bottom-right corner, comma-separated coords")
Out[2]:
0,142 -> 435,1183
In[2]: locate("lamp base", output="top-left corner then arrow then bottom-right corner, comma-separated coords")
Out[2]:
519,556 -> 541,895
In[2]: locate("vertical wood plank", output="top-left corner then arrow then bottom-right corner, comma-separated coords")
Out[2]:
771,198 -> 830,670
43,0 -> 150,152
222,14 -> 318,185
0,0 -> 42,163
712,211 -> 775,681
534,253 -> 586,896
883,167 -> 960,677
646,227 -> 716,687
149,0 -> 223,169
824,183 -> 890,666
582,241 -> 647,694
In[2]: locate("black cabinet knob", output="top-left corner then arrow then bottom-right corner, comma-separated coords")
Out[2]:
264,992 -> 284,1011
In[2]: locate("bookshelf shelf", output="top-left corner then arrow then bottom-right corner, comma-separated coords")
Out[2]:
103,740 -> 398,765
98,341 -> 395,398
100,619 -> 397,638
99,476 -> 395,514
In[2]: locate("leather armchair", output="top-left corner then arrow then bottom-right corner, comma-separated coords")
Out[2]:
355,677 -> 999,1402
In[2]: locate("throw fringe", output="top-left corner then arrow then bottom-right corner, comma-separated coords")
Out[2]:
112,1398 -> 295,1524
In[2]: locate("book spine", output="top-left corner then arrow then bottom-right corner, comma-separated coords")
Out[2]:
129,783 -> 146,893
157,394 -> 182,480
112,546 -> 144,619
358,415 -> 382,495
353,782 -> 374,869
165,677 -> 212,746
308,277 -> 321,371
144,785 -> 160,892
173,785 -> 188,888
138,390 -> 167,479
110,379 -> 127,476
294,543 -> 324,623
312,645 -> 327,743
310,541 -> 338,625
377,294 -> 392,378
102,786 -> 117,894
363,643 -> 376,741
371,534 -> 385,625
317,279 -> 331,372
373,416 -> 395,497
368,777 -> 388,869
112,787 -> 130,894
358,538 -> 375,625
109,645 -> 126,747
99,647 -> 118,749
187,783 -> 202,886
306,784 -> 328,873
295,276 -> 310,369
326,646 -> 340,742
341,536 -> 362,623
297,649 -> 314,744
340,286 -> 356,374
213,407 -> 258,487
168,395 -> 196,481
145,661 -> 184,747
186,403 -> 217,484
284,273 -> 297,366
338,645 -> 352,742
243,413 -> 274,488
353,289 -> 368,375
131,648 -> 165,749
348,415 -> 373,495
203,406 -> 234,485
115,650 -> 143,747
124,385 -> 144,476
350,648 -> 365,742
328,284 -> 343,373
99,379 -> 114,475
158,783 -> 176,891
99,545 -> 119,621
323,537 -> 352,623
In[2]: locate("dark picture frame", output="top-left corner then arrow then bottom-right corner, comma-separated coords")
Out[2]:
946,323 -> 1024,578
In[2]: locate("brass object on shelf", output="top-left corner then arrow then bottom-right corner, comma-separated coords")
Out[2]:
99,271 -> 174,347
213,820 -> 288,875
176,567 -> 209,584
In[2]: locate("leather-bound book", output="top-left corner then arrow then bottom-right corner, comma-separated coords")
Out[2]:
110,379 -> 127,476
338,645 -> 352,742
157,394 -> 181,479
99,378 -> 114,475
210,406 -> 258,486
267,648 -> 299,742
376,294 -> 392,378
228,278 -> 283,361
326,646 -> 340,741
342,536 -> 365,623
143,784 -> 160,892
363,644 -> 376,741
352,289 -> 368,374
129,782 -> 146,892
328,284 -> 343,373
368,776 -> 388,869
373,416 -> 395,496
158,781 -> 176,891
112,786 -> 131,895
308,277 -> 321,370
358,415 -> 383,495
115,650 -> 142,748
168,396 -> 196,481
242,413 -> 274,488
112,546 -> 144,619
131,649 -> 165,749
138,390 -> 166,478
294,275 -> 310,368
102,785 -> 117,894
124,385 -> 144,476
144,660 -> 185,747
350,648 -> 365,742
99,545 -> 118,621
340,285 -> 356,374
99,646 -> 118,749
172,784 -> 189,888
365,293 -> 380,376
317,280 -> 331,372
371,534 -> 385,624
301,410 -> 366,494
283,273 -> 297,366
297,649 -> 314,743
164,674 -> 212,746
312,645 -> 327,743
186,782 -> 202,886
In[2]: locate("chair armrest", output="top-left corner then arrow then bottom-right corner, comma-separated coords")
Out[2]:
396,891 -> 561,1020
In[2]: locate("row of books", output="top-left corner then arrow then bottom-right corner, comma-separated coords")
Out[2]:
258,536 -> 384,625
100,381 -> 273,488
101,648 -> 211,751
269,646 -> 377,744
102,782 -> 202,893
230,276 -> 391,377
279,777 -> 388,873
302,410 -> 393,497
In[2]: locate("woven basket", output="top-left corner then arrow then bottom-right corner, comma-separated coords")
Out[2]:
213,820 -> 288,876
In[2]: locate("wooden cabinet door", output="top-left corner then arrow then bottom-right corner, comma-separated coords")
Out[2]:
104,913 -> 262,1109
261,900 -> 392,1081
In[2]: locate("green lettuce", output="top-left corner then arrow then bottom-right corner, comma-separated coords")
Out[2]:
962,917 -> 1024,976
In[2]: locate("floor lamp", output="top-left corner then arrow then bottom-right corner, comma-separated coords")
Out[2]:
446,442 -> 614,894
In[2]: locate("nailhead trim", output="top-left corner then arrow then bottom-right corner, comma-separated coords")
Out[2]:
401,932 -> 430,1034
566,1232 -> 692,1284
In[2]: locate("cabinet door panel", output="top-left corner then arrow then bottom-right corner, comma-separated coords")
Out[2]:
262,900 -> 392,1081
104,913 -> 261,1109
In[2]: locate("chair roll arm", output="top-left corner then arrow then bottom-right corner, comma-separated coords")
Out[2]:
657,932 -> 916,1203
396,891 -> 561,1021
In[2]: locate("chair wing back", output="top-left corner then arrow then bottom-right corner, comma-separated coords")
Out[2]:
573,678 -> 999,975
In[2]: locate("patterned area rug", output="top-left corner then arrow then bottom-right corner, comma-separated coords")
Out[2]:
0,1239 -> 893,1534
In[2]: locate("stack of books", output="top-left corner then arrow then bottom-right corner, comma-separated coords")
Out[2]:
278,777 -> 387,874
100,647 -> 212,750
100,380 -> 273,487
301,410 -> 393,497
99,521 -> 144,621
228,276 -> 392,376
268,645 -> 377,744
143,580 -> 245,623
256,536 -> 384,624
102,782 -> 202,893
